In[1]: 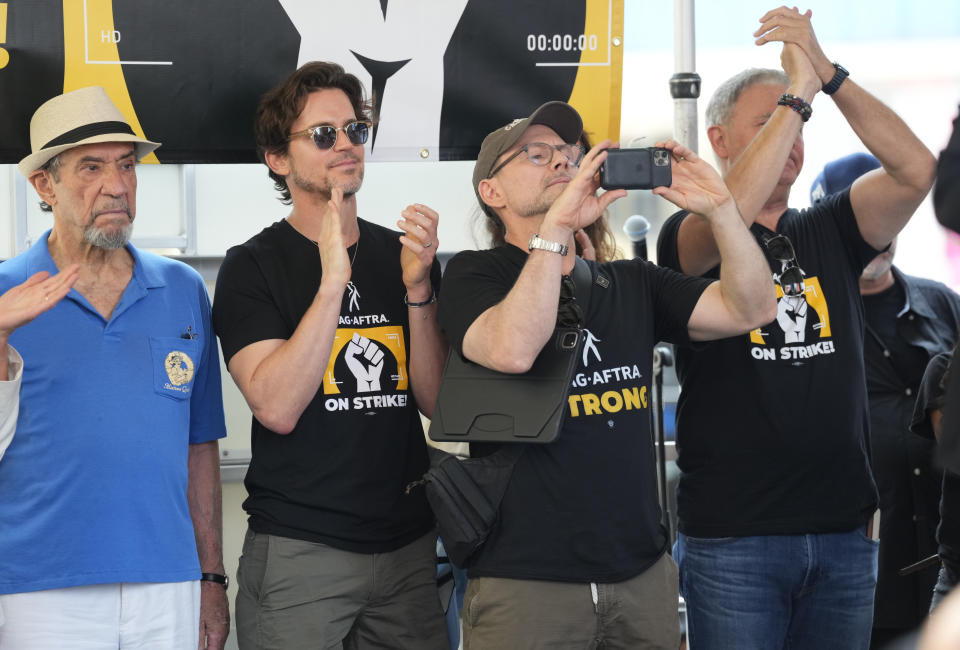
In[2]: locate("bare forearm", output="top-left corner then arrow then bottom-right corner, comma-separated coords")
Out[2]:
463,248 -> 565,373
678,90 -> 812,277
832,80 -> 935,246
826,80 -> 936,247
833,81 -> 934,194
687,201 -> 776,341
713,202 -> 777,327
190,440 -> 230,650
234,282 -> 345,433
407,302 -> 447,418
461,143 -> 623,371
723,97 -> 810,221
188,441 -> 224,574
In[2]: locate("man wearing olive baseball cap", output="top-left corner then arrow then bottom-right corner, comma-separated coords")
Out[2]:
437,101 -> 776,648
0,86 -> 229,650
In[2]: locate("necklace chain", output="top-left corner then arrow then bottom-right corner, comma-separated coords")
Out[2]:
347,237 -> 359,266
296,223 -> 359,266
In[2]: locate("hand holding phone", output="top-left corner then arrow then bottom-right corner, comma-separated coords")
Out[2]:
599,147 -> 672,190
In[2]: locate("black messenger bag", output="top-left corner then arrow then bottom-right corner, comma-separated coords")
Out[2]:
410,258 -> 594,567
417,445 -> 525,567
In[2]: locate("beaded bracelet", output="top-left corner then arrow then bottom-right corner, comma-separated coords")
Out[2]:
777,93 -> 812,122
404,289 -> 436,307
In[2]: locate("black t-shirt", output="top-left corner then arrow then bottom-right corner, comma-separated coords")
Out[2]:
213,218 -> 440,553
656,190 -> 880,537
439,244 -> 711,582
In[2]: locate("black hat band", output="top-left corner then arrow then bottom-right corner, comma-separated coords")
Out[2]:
42,121 -> 136,150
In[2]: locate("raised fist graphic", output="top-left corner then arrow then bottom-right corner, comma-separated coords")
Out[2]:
344,333 -> 385,392
776,294 -> 809,344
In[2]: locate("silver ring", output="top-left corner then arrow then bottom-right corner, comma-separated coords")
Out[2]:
423,241 -> 433,249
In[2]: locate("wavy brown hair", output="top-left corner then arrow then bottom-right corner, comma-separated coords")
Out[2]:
254,61 -> 375,204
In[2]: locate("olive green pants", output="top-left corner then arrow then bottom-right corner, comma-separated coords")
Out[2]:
462,552 -> 680,650
235,528 -> 448,650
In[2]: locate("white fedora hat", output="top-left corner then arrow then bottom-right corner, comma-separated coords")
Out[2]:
18,86 -> 160,177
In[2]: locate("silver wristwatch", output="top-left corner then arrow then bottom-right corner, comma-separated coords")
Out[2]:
528,233 -> 569,256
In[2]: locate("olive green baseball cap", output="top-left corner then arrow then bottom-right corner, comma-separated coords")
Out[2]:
473,101 -> 583,216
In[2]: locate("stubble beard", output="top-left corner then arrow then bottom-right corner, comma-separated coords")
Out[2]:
514,179 -> 566,218
290,159 -> 364,200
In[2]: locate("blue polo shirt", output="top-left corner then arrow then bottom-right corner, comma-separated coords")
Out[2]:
0,231 -> 226,594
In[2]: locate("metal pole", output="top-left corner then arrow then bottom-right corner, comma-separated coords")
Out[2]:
653,345 -> 675,544
671,0 -> 700,153
14,171 -> 29,254
181,164 -> 198,256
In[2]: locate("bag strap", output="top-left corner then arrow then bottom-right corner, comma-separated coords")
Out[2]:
450,263 -> 591,516
425,441 -> 526,467
571,256 -> 593,312
409,445 -> 526,496
410,260 -> 593,497
468,263 -> 591,477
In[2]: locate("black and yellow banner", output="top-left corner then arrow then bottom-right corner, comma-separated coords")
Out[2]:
0,0 -> 623,163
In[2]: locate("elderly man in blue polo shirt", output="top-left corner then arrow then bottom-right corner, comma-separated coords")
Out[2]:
0,87 -> 229,650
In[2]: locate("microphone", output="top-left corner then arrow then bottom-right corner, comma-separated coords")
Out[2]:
623,215 -> 650,261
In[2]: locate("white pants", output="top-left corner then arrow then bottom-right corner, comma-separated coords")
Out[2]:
0,581 -> 200,649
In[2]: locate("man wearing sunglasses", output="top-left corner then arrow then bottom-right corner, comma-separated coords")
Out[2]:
438,101 -> 776,648
212,62 -> 448,649
656,8 -> 936,650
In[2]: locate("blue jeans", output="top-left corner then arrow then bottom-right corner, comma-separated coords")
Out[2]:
675,529 -> 878,650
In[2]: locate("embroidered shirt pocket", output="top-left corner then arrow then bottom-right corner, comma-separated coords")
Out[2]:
150,337 -> 200,401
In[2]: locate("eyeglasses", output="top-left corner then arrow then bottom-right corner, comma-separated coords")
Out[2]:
763,233 -> 805,296
488,142 -> 584,178
288,120 -> 372,150
557,274 -> 585,329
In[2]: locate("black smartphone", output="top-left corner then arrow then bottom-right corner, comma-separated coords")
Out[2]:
599,147 -> 672,190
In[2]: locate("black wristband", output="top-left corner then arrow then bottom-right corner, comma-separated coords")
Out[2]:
404,288 -> 436,308
822,62 -> 849,95
200,572 -> 229,589
777,93 -> 812,123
